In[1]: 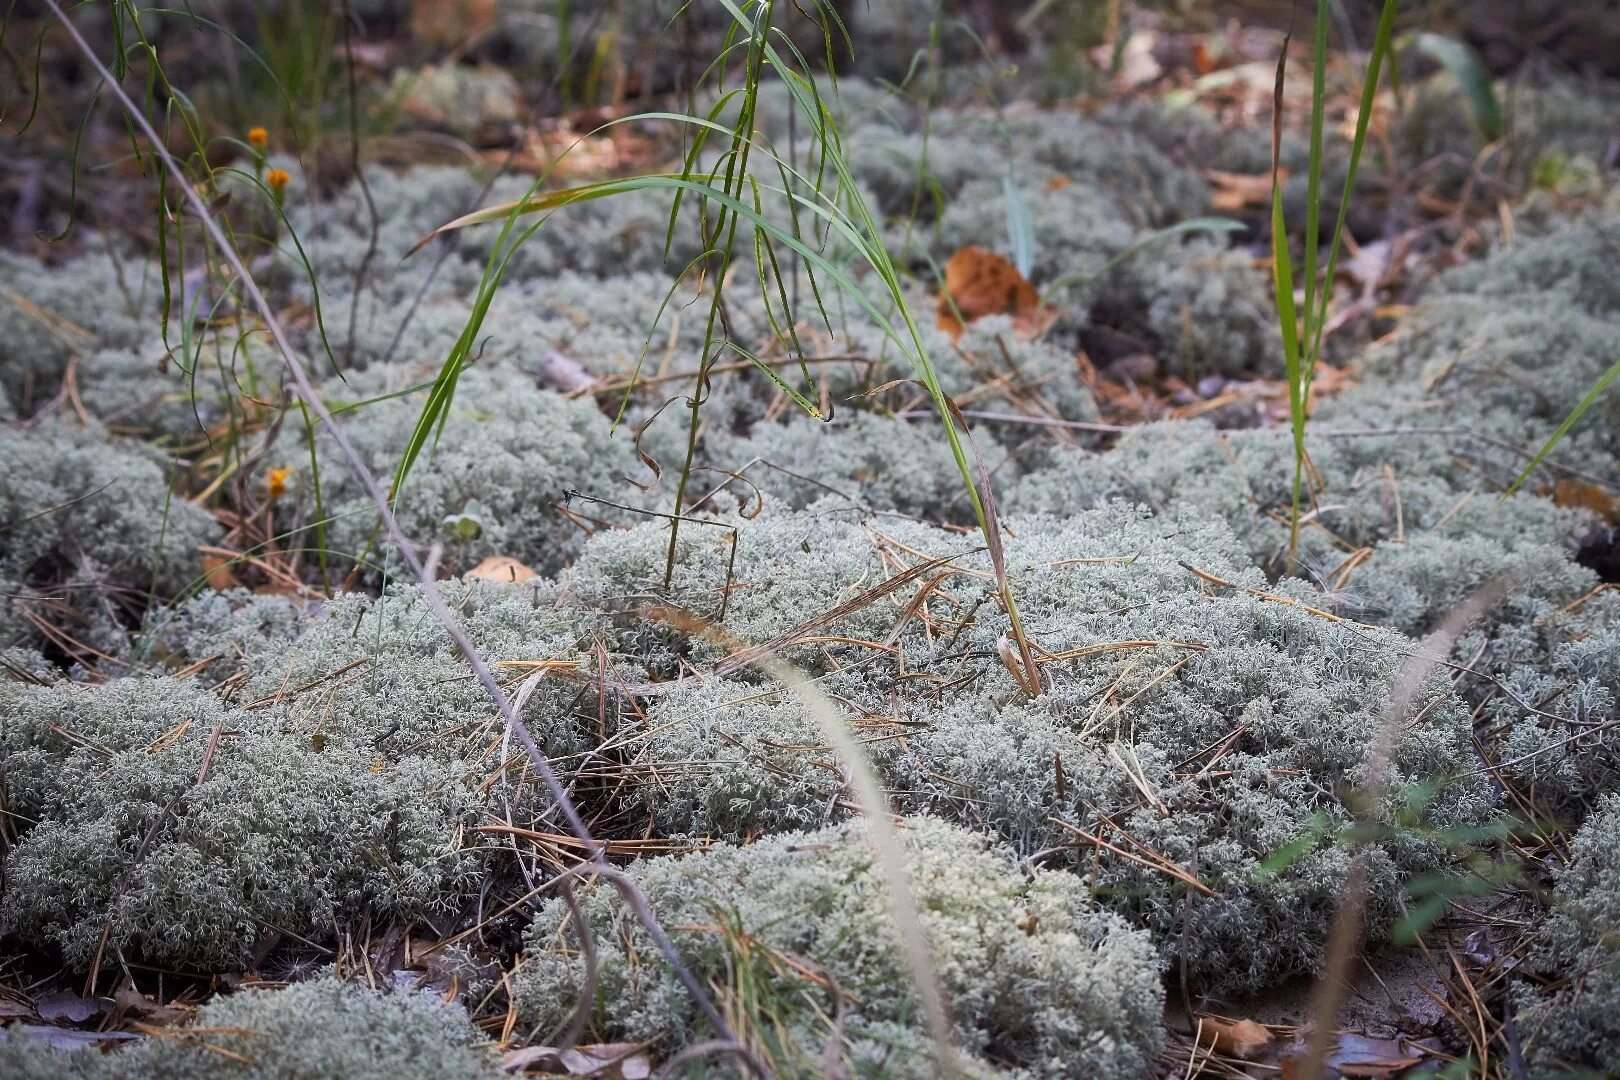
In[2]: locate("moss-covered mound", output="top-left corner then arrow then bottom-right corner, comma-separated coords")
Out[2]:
0,974 -> 500,1080
1516,795 -> 1620,1072
0,676 -> 487,971
558,502 -> 1491,992
303,364 -> 642,577
0,579 -> 593,971
514,817 -> 1163,1079
0,420 -> 219,661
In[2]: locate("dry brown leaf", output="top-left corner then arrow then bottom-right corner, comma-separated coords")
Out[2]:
201,554 -> 241,591
1194,41 -> 1217,76
500,1042 -> 651,1077
1198,1015 -> 1273,1059
1555,478 -> 1618,521
936,246 -> 1055,341
409,0 -> 496,49
1330,1033 -> 1427,1078
1280,1033 -> 1427,1079
1095,32 -> 1162,90
252,583 -> 308,597
34,989 -> 103,1023
1208,168 -> 1287,211
112,986 -> 189,1026
0,986 -> 37,1021
464,556 -> 539,584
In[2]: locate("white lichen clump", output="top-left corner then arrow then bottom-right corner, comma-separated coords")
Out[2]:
515,817 -> 1164,1079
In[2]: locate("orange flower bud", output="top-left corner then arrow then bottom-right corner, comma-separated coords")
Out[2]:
247,126 -> 269,149
266,168 -> 291,193
267,466 -> 292,499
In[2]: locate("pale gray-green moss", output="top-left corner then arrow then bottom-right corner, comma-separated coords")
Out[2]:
563,503 -> 915,678
0,579 -> 590,970
514,817 -> 1162,1079
558,503 -> 1489,993
1396,74 -> 1620,198
1003,414 -> 1602,703
0,421 -> 217,596
304,362 -> 641,577
0,420 -> 219,661
135,589 -> 306,680
0,973 -> 500,1080
0,675 -> 488,971
227,580 -> 589,759
0,248 -> 154,417
1008,416 -> 1587,574
1493,596 -> 1620,810
704,409 -> 1003,521
1516,795 -> 1620,1073
879,510 -> 1491,992
1351,216 -> 1620,483
618,678 -> 904,839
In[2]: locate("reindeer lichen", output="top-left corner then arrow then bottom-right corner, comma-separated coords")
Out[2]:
514,816 -> 1163,1079
1516,795 -> 1620,1073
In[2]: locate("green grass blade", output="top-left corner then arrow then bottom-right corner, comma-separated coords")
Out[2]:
1305,0 -> 1399,370
1271,183 -> 1307,559
1504,357 -> 1620,497
1302,0 -> 1329,350
1411,32 -> 1503,142
1002,176 -> 1035,279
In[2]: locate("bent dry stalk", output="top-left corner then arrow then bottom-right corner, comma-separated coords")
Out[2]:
1296,575 -> 1518,1080
37,0 -> 737,1050
647,604 -> 962,1075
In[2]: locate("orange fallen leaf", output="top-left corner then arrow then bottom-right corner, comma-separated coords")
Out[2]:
1194,42 -> 1217,76
1208,168 -> 1287,211
409,0 -> 495,49
201,554 -> 240,591
464,555 -> 538,584
936,246 -> 1055,341
1197,1016 -> 1273,1059
1555,478 -> 1618,521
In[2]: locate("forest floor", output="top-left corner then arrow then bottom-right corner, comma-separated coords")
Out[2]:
2,3 -> 1620,1078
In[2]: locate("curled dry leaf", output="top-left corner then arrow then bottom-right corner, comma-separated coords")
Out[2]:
200,553 -> 241,591
1208,168 -> 1286,211
33,989 -> 103,1024
464,555 -> 539,584
409,0 -> 496,50
1197,1015 -> 1274,1059
1555,478 -> 1618,521
936,246 -> 1056,341
500,1042 -> 651,1077
1279,1033 -> 1427,1079
112,986 -> 190,1026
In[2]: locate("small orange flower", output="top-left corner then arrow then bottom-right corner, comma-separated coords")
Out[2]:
266,466 -> 293,499
247,126 -> 269,149
266,168 -> 291,193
